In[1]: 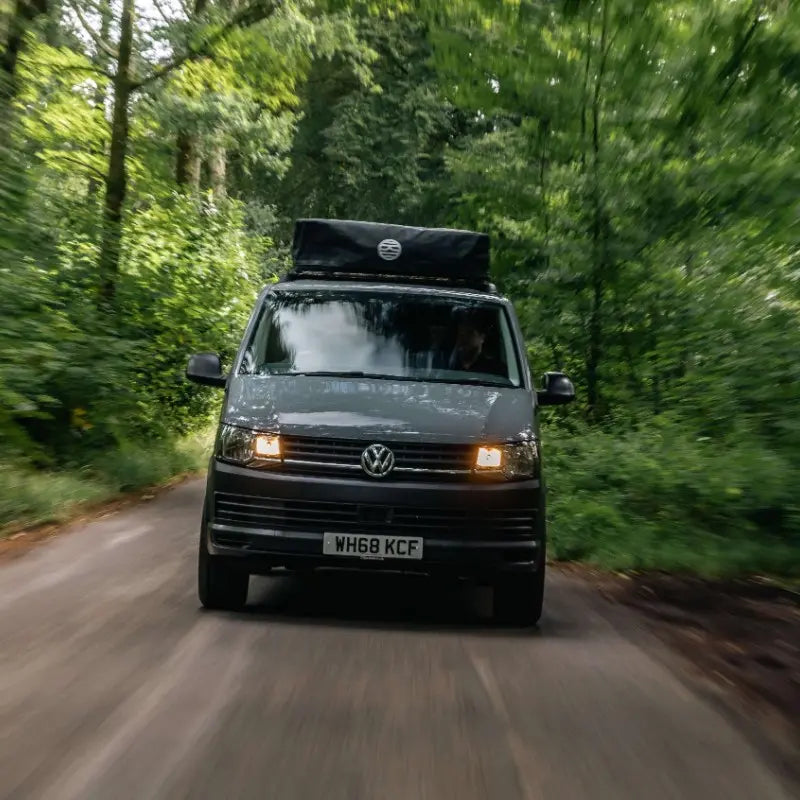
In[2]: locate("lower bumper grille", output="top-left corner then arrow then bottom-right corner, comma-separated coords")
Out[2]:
213,492 -> 535,540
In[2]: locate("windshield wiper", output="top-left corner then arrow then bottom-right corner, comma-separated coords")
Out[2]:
286,370 -> 366,377
275,371 -> 511,387
427,377 -> 513,388
284,371 -> 404,380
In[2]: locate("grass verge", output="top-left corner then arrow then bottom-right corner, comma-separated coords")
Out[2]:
0,429 -> 213,534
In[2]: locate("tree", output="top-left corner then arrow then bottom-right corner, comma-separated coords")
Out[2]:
1,0 -> 48,144
424,0 -> 800,429
274,11 -> 462,229
175,0 -> 209,191
65,0 -> 287,303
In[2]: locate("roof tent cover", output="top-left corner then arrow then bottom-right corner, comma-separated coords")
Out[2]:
291,219 -> 490,282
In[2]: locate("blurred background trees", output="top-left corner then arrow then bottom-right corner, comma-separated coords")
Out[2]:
1,0 -> 798,575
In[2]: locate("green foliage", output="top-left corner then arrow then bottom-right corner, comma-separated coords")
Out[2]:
430,0 -> 800,420
0,429 -> 214,530
91,428 -> 214,492
0,465 -> 109,531
2,0 -> 800,578
546,421 -> 800,577
409,0 -> 800,575
273,12 -> 460,227
118,195 -> 268,438
0,2 -> 287,479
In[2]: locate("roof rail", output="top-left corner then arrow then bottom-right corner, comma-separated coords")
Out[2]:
284,269 -> 497,294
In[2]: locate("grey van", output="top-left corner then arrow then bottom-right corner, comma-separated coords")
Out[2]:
187,219 -> 574,625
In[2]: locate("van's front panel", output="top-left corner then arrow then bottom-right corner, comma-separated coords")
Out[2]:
205,459 -> 543,579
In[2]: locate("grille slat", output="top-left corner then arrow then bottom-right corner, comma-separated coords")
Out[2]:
214,492 -> 534,539
280,435 -> 475,479
217,507 -> 357,522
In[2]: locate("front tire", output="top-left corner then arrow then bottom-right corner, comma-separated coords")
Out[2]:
493,566 -> 545,626
198,534 -> 249,611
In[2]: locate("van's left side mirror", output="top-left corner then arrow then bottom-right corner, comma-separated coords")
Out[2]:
537,371 -> 575,407
186,353 -> 226,388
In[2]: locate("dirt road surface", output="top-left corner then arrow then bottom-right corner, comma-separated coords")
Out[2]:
0,480 -> 794,799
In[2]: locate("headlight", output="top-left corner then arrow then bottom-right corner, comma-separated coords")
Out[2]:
502,441 -> 538,479
217,424 -> 281,467
475,441 -> 538,479
476,446 -> 503,468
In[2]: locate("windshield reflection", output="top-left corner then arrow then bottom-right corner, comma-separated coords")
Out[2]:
241,290 -> 521,388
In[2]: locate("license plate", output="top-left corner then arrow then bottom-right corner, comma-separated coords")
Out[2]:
323,533 -> 423,560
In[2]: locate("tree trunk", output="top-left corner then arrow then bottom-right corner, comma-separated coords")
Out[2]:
650,296 -> 662,414
586,275 -> 603,415
43,0 -> 61,46
174,0 -> 208,191
0,0 -> 48,146
208,142 -> 227,200
88,0 -> 112,199
579,5 -> 593,171
677,248 -> 693,379
586,0 -> 609,421
98,0 -> 134,305
538,117 -> 550,270
175,131 -> 201,189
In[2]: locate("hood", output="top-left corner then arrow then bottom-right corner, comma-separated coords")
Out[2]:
224,376 -> 533,443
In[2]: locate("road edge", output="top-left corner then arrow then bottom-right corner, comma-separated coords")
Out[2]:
553,565 -> 800,797
0,471 -> 205,564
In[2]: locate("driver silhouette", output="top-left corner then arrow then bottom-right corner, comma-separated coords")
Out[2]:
448,310 -> 504,376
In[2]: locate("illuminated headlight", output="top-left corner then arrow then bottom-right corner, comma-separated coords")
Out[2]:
475,441 -> 538,479
217,424 -> 281,467
476,446 -> 503,469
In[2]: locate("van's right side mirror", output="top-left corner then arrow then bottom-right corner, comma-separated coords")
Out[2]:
537,371 -> 575,407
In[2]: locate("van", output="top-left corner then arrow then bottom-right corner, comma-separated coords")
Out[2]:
186,219 -> 574,624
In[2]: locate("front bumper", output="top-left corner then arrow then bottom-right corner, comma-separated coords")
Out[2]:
204,460 -> 545,578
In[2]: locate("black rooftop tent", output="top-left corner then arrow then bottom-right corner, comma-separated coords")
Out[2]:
289,219 -> 491,289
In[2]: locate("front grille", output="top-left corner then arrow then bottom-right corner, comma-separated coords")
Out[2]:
213,492 -> 535,540
281,436 -> 475,477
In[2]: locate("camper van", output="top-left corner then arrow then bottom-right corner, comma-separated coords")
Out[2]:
186,219 -> 575,624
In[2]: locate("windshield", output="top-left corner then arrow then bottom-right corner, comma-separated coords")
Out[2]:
240,290 -> 522,388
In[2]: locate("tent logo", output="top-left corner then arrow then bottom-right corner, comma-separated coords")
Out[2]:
377,239 -> 402,261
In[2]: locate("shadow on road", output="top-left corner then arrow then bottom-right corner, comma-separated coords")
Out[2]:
232,569 -> 548,638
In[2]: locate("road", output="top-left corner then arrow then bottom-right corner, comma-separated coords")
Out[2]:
0,480 -> 793,800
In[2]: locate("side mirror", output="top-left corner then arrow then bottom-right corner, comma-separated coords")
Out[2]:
186,353 -> 226,388
537,371 -> 575,407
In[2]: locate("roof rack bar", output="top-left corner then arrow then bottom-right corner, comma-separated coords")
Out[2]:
285,269 -> 497,293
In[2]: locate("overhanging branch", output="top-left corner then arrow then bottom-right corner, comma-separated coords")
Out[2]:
129,0 -> 282,93
67,0 -> 118,61
150,0 -> 174,26
46,152 -> 107,180
25,59 -> 111,79
717,3 -> 764,105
